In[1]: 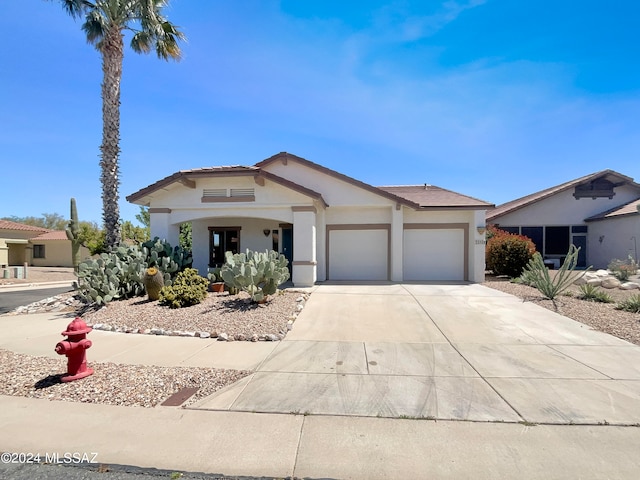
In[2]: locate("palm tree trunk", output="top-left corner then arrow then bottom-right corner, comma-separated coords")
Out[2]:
100,26 -> 124,249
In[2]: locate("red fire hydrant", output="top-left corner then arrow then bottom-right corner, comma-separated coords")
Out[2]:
55,317 -> 94,382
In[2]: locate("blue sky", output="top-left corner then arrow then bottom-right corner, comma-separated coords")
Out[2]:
1,0 -> 639,226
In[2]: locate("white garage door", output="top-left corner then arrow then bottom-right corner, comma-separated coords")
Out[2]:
328,228 -> 388,280
403,228 -> 465,281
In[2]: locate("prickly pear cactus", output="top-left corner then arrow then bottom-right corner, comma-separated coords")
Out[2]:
221,249 -> 290,303
75,238 -> 192,306
144,266 -> 164,301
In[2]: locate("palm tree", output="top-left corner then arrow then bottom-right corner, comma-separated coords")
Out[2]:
56,0 -> 185,248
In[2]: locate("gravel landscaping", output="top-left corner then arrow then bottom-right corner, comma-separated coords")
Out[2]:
83,290 -> 307,341
1,282 -> 308,408
0,349 -> 250,408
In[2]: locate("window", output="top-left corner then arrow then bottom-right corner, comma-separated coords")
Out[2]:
499,226 -> 520,235
521,227 -> 543,253
33,245 -> 45,259
208,227 -> 240,267
545,226 -> 570,255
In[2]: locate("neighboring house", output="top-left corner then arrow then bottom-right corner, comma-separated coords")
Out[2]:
486,170 -> 640,269
127,152 -> 493,287
0,219 -> 89,268
0,220 -> 48,267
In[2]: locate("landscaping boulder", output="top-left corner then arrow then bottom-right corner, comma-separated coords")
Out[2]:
601,277 -> 621,289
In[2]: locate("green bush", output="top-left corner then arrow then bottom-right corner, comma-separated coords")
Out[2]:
221,249 -> 290,303
608,256 -> 638,282
577,284 -> 613,303
159,268 -> 209,308
486,226 -> 536,277
615,294 -> 640,313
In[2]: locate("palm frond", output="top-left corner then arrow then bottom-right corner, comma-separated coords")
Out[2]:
81,10 -> 106,45
130,31 -> 152,54
59,0 -> 95,19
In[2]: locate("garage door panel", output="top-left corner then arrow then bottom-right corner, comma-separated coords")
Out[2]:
329,230 -> 388,280
403,229 -> 464,281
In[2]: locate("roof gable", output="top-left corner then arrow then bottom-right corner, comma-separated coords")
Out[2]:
256,152 -> 419,208
487,170 -> 640,221
126,164 -> 327,207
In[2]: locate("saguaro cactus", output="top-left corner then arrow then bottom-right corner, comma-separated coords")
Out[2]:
65,198 -> 81,273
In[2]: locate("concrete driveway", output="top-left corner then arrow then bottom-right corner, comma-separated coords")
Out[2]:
191,283 -> 640,425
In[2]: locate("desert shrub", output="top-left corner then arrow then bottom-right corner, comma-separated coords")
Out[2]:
221,249 -> 290,303
608,256 -> 638,282
615,294 -> 640,313
577,284 -> 613,303
159,268 -> 209,309
485,226 -> 536,277
519,245 -> 588,301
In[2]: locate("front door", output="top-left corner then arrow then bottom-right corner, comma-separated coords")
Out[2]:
572,234 -> 587,268
281,226 -> 293,273
209,227 -> 240,267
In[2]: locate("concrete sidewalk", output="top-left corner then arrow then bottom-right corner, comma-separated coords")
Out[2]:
1,395 -> 639,479
1,283 -> 640,478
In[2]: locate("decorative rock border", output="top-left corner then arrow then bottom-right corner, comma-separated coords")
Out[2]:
10,292 -> 310,342
573,270 -> 640,290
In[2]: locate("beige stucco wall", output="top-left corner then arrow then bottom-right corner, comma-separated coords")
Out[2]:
143,161 -> 486,284
30,240 -> 91,267
587,215 -> 640,269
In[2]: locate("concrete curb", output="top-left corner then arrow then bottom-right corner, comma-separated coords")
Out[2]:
0,281 -> 75,293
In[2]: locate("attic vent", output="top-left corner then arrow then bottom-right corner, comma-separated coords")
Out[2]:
203,188 -> 227,198
201,187 -> 256,203
230,188 -> 255,197
573,179 -> 616,199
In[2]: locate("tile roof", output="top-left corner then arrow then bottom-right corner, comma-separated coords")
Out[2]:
0,220 -> 50,233
32,230 -> 69,240
127,152 -> 492,210
378,185 -> 493,209
487,170 -> 640,221
584,198 -> 640,222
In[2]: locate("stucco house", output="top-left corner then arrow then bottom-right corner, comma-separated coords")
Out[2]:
487,170 -> 640,269
0,219 -> 89,268
127,152 -> 493,287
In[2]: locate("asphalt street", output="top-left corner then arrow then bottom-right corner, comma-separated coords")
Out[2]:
0,462 -> 302,480
0,286 -> 73,315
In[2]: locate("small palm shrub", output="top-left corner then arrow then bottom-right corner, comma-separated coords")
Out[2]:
485,226 -> 536,277
615,294 -> 640,313
577,284 -> 613,303
519,245 -> 588,301
159,268 -> 209,309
